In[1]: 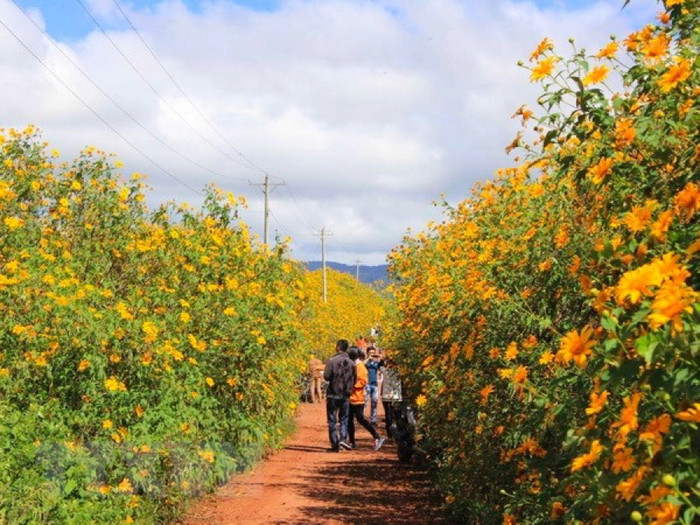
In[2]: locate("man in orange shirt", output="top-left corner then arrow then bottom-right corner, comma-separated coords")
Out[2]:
347,346 -> 385,451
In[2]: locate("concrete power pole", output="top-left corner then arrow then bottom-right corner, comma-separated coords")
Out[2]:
249,173 -> 285,246
354,258 -> 362,282
315,227 -> 332,303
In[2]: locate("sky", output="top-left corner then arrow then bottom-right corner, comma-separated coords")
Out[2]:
1,0 -> 658,264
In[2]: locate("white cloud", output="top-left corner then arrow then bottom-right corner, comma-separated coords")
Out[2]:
0,0 -> 656,264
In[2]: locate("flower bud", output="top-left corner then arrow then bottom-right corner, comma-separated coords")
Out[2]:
662,474 -> 676,487
630,511 -> 642,522
568,37 -> 575,44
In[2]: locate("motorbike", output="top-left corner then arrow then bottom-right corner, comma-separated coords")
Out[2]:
385,399 -> 417,462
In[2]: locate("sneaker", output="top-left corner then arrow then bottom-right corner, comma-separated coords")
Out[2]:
327,446 -> 339,453
339,441 -> 352,450
350,442 -> 357,450
373,437 -> 386,451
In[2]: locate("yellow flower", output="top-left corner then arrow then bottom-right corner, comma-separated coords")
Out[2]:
117,478 -> 133,493
3,216 -> 23,230
639,413 -> 672,449
512,365 -> 528,384
141,321 -> 159,343
188,334 -> 207,351
582,65 -> 610,86
585,390 -> 609,415
623,200 -> 657,233
205,377 -> 215,387
556,325 -> 596,367
198,450 -> 215,463
658,58 -> 691,92
587,157 -> 614,184
612,392 -> 643,438
479,384 -> 494,405
104,376 -> 127,392
641,34 -> 669,62
179,311 -> 191,323
595,41 -> 619,59
529,37 -> 554,62
497,368 -> 513,379
611,447 -> 635,473
530,56 -> 559,82
538,351 -> 554,365
77,359 -> 90,371
102,419 -> 113,429
674,182 -> 700,222
647,279 -> 696,332
505,342 -> 518,360
647,502 -> 679,525
415,394 -> 427,407
570,440 -> 604,472
615,264 -> 663,305
675,402 -> 700,423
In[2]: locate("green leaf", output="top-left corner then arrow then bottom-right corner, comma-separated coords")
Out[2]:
64,478 -> 77,496
636,334 -> 658,364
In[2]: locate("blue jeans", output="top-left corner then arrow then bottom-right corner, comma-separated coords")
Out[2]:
365,384 -> 379,424
326,397 -> 350,448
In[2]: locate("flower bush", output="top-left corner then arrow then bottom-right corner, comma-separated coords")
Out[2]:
0,127 -> 308,523
300,268 -> 389,358
388,2 -> 698,523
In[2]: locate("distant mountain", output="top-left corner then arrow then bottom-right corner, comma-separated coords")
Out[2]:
304,261 -> 389,284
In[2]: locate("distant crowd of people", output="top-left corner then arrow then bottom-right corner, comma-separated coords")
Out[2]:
308,335 -> 402,453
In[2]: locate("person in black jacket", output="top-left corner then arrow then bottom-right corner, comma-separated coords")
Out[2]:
323,339 -> 356,451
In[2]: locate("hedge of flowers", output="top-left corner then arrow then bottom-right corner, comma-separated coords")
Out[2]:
300,268 -> 388,358
0,128 -> 308,523
388,2 -> 698,523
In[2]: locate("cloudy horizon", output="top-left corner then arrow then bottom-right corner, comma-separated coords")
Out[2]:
1,0 -> 658,264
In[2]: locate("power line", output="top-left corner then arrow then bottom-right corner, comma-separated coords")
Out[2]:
282,184 -> 317,232
74,0 -> 259,174
110,0 -> 265,174
0,15 -> 201,196
9,0 -> 248,187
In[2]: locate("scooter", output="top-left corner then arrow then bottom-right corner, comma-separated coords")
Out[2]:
386,399 -> 417,462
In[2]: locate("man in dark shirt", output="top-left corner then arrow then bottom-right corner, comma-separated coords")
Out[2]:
323,339 -> 356,451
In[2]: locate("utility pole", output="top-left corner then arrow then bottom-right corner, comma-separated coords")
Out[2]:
354,258 -> 362,282
314,227 -> 332,303
249,172 -> 285,246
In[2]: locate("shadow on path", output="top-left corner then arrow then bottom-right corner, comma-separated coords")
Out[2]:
288,454 -> 454,524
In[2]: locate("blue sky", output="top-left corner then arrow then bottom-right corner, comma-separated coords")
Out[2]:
16,0 -> 631,42
15,0 -> 281,41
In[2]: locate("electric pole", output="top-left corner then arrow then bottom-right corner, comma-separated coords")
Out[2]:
314,227 -> 332,303
249,172 -> 285,246
354,258 -> 362,282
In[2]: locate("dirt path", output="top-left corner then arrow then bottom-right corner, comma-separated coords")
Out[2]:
181,401 -> 450,524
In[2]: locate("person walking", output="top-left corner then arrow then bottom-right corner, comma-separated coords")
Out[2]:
308,353 -> 325,403
365,347 -> 382,425
323,339 -> 356,452
347,347 -> 385,451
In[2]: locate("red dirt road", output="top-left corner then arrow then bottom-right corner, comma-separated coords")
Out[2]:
181,402 -> 450,524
